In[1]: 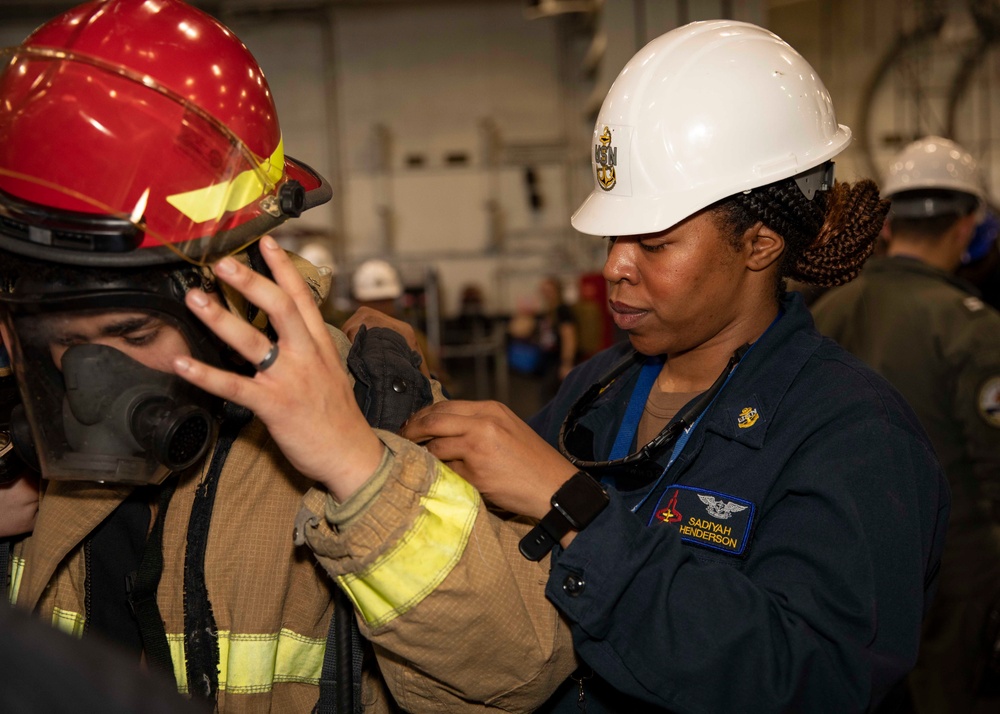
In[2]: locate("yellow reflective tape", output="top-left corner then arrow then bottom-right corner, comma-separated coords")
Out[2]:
167,628 -> 325,695
167,633 -> 189,693
51,607 -> 86,637
7,555 -> 24,605
166,137 -> 285,224
337,463 -> 479,629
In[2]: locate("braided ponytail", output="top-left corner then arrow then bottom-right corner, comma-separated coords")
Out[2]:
712,173 -> 888,292
790,180 -> 888,287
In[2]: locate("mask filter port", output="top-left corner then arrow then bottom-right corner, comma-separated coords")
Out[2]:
131,399 -> 213,471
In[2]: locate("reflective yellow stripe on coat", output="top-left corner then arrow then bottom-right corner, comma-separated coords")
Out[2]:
51,607 -> 86,637
337,463 -> 479,629
8,554 -> 24,605
168,628 -> 326,694
8,556 -> 86,636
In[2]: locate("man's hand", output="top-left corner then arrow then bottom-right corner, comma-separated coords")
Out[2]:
173,236 -> 385,502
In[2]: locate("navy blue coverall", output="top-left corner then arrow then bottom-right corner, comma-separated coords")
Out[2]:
531,292 -> 950,713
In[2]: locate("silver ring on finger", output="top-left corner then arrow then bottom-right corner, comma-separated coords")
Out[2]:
256,342 -> 280,372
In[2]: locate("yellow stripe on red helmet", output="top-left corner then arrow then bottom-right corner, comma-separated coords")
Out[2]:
166,137 -> 285,224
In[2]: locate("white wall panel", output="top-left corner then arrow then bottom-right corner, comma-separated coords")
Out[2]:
327,2 -> 573,313
687,0 -> 724,22
496,164 -> 570,234
390,170 -> 492,254
231,17 -> 338,233
334,3 -> 562,171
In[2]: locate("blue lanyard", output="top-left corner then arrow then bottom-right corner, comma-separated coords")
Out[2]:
609,310 -> 784,515
607,357 -> 662,462
632,367 -> 739,517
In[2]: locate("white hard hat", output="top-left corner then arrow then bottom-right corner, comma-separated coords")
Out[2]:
297,241 -> 337,274
352,259 -> 402,301
881,136 -> 985,211
571,20 -> 851,237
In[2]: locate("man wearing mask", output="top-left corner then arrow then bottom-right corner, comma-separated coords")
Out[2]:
0,1 -> 573,711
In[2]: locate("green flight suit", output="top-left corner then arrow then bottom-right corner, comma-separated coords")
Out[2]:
812,255 -> 1000,713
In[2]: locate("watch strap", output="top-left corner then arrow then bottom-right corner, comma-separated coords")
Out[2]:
518,507 -> 573,562
518,471 -> 609,561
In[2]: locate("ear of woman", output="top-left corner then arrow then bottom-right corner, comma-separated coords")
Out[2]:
746,224 -> 785,272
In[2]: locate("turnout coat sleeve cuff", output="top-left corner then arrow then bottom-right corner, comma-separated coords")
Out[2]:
295,432 -> 579,712
294,430 -> 438,572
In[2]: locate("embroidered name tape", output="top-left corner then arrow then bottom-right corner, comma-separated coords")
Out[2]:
653,485 -> 754,555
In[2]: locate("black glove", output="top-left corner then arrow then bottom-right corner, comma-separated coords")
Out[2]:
347,325 -> 433,434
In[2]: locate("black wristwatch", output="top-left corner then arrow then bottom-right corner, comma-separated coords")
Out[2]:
519,471 -> 609,561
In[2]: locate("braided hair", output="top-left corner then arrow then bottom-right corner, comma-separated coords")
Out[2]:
712,170 -> 889,295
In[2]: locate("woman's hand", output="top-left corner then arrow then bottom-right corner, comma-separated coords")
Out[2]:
0,475 -> 39,538
401,400 -> 576,519
173,235 -> 384,501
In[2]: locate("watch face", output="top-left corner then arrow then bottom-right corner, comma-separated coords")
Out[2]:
553,472 -> 609,529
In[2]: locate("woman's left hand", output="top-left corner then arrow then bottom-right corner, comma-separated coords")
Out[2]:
174,235 -> 385,501
401,400 -> 576,519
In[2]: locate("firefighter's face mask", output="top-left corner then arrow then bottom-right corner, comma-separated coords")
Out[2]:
2,307 -> 218,485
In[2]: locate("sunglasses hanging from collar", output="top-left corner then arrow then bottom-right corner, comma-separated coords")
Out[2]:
558,344 -> 751,490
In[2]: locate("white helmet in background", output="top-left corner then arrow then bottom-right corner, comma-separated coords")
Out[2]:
571,20 -> 851,237
352,259 -> 403,301
882,136 -> 986,217
297,241 -> 337,275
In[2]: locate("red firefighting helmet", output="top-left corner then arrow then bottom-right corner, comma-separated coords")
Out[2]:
0,0 -> 330,267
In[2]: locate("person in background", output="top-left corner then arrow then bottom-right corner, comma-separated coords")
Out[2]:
293,237 -> 356,327
452,283 -> 490,342
536,276 -> 580,396
352,259 -> 405,316
956,209 -> 1000,312
0,341 -> 38,609
812,135 -> 1000,713
506,276 -> 580,416
351,258 -> 445,384
0,472 -> 36,540
398,21 -> 950,712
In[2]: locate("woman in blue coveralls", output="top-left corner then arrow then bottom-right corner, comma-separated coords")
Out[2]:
401,21 -> 951,713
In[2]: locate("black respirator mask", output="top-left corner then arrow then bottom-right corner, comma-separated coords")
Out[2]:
0,256 -> 226,485
4,321 -> 220,485
10,342 -> 216,484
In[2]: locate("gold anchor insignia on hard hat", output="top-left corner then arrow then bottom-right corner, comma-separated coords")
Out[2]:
595,126 -> 617,191
737,407 -> 759,429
